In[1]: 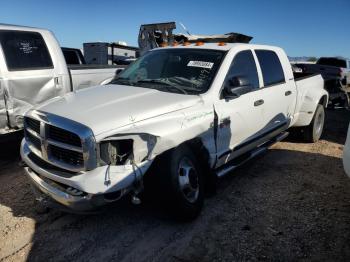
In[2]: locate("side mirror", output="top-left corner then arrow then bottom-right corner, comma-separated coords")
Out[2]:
223,75 -> 253,98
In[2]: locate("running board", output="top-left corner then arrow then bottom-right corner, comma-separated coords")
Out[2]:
216,131 -> 289,177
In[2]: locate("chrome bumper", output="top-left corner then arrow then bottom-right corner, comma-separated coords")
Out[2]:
24,166 -> 103,212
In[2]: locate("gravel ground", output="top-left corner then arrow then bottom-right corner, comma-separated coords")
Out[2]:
0,108 -> 349,262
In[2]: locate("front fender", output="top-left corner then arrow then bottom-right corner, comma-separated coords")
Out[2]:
95,103 -> 217,166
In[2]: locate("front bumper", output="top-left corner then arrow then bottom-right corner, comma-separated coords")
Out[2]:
21,139 -> 153,212
24,166 -> 103,212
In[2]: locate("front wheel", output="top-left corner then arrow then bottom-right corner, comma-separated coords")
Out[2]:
151,144 -> 204,220
303,104 -> 325,143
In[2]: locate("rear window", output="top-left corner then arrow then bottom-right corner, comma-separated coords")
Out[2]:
0,30 -> 53,71
256,50 -> 285,86
63,50 -> 81,65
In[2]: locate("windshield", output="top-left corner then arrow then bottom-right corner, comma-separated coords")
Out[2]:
110,48 -> 226,94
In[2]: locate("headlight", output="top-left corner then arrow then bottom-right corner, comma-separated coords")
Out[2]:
99,139 -> 133,165
99,134 -> 157,166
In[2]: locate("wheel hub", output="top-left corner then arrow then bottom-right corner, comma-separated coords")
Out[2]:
178,157 -> 199,203
315,109 -> 325,137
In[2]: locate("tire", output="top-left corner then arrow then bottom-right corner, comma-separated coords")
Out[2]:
303,104 -> 325,143
150,144 -> 204,220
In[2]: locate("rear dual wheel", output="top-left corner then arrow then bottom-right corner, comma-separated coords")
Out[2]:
303,104 -> 325,142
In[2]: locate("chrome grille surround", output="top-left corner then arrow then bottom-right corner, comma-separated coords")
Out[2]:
24,110 -> 97,172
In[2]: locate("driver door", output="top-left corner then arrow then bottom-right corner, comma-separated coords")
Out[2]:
214,50 -> 266,167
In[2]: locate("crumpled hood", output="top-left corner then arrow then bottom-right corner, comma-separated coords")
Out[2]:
35,84 -> 201,136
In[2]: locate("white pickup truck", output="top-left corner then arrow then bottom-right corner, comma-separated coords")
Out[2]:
21,42 -> 328,219
0,24 -> 123,136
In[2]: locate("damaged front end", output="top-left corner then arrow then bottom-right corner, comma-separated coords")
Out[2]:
21,111 -> 158,212
98,133 -> 158,199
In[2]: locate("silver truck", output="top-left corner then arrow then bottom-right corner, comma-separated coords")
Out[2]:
0,24 -> 124,136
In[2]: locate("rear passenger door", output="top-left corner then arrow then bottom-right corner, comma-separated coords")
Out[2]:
0,30 -> 59,129
254,49 -> 296,133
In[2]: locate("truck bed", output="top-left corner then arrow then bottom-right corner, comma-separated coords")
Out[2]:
295,63 -> 340,81
293,71 -> 318,81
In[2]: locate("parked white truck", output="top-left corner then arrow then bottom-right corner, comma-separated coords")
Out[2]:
21,41 -> 328,219
0,24 -> 123,136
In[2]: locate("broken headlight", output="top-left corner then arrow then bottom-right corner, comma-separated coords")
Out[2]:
99,139 -> 133,165
99,134 -> 157,166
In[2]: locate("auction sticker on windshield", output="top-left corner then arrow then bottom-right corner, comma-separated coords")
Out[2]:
187,61 -> 214,69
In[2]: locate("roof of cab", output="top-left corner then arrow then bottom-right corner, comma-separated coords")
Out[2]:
0,23 -> 49,33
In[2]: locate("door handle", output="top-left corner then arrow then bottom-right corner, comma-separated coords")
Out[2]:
254,99 -> 264,107
285,90 -> 292,96
54,77 -> 62,89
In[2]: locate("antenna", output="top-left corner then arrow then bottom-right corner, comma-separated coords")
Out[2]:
178,22 -> 191,35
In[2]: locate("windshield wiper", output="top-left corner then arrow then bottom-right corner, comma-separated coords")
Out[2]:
110,77 -> 134,85
164,77 -> 203,93
136,79 -> 188,94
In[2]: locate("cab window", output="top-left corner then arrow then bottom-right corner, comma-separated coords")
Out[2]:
255,50 -> 285,86
225,50 -> 259,89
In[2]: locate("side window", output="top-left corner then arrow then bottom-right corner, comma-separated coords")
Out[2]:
255,50 -> 285,86
0,30 -> 53,71
225,50 -> 259,89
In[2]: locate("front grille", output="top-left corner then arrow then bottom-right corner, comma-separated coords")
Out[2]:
50,145 -> 84,167
24,113 -> 95,172
26,130 -> 41,150
28,152 -> 76,175
48,125 -> 82,147
25,118 -> 40,133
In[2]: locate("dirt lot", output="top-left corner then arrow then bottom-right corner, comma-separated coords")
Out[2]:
0,109 -> 349,262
